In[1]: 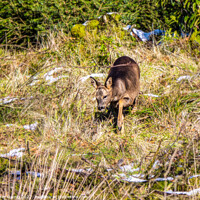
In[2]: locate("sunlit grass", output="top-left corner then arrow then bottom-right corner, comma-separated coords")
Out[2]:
0,28 -> 200,198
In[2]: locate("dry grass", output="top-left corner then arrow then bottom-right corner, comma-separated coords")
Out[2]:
0,28 -> 200,199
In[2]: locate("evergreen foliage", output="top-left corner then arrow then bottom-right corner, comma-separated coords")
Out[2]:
0,0 -> 199,45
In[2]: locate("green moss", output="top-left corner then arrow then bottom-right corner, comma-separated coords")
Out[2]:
71,24 -> 86,38
86,20 -> 99,30
110,13 -> 121,22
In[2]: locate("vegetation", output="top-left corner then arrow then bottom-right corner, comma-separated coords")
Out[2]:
0,0 -> 199,45
0,1 -> 200,199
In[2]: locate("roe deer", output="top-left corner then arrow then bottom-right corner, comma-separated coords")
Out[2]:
90,56 -> 140,132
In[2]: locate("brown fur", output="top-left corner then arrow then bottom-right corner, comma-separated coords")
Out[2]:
90,56 -> 140,132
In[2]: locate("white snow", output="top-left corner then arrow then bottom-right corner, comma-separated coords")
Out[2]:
0,148 -> 25,158
154,177 -> 174,182
119,163 -> 140,173
23,122 -> 38,131
143,93 -> 160,97
115,173 -> 146,183
176,75 -> 191,82
80,73 -> 105,82
43,67 -> 67,84
0,96 -> 18,105
165,188 -> 200,196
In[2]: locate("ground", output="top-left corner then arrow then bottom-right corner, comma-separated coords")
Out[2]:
0,28 -> 200,199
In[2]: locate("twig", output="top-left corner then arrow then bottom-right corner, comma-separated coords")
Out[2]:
164,148 -> 178,178
0,44 -> 29,50
169,63 -> 192,73
145,140 -> 162,179
81,157 -> 96,167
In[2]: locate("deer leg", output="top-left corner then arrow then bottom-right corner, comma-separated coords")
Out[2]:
117,99 -> 124,132
131,97 -> 138,114
121,114 -> 124,133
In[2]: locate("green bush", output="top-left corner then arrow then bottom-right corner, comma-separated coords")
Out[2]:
0,0 -> 199,45
0,0 -> 69,45
160,0 -> 200,35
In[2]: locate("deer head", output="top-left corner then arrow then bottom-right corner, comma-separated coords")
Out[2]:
90,76 -> 112,111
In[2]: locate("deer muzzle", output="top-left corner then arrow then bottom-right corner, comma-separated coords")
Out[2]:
98,106 -> 105,111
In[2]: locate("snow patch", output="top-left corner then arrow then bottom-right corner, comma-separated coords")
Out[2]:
0,96 -> 34,105
165,188 -> 200,196
0,148 -> 25,158
143,93 -> 160,97
119,163 -> 140,173
123,27 -> 165,42
43,67 -> 67,84
189,174 -> 200,179
23,122 -> 38,131
11,170 -> 43,179
0,96 -> 18,105
80,73 -> 105,82
115,173 -> 146,183
176,75 -> 191,82
154,177 -> 174,182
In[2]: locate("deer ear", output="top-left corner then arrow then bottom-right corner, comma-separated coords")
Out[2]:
90,77 -> 101,88
105,77 -> 112,89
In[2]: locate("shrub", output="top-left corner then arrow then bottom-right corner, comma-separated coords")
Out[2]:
0,0 -> 199,45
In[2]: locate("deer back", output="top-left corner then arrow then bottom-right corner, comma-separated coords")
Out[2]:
106,56 -> 140,105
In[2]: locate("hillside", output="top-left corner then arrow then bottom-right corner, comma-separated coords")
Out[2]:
0,7 -> 200,199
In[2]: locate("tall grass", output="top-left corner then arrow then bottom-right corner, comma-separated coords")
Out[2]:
0,26 -> 200,199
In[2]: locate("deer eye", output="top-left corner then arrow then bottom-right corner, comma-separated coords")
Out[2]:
103,95 -> 108,99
